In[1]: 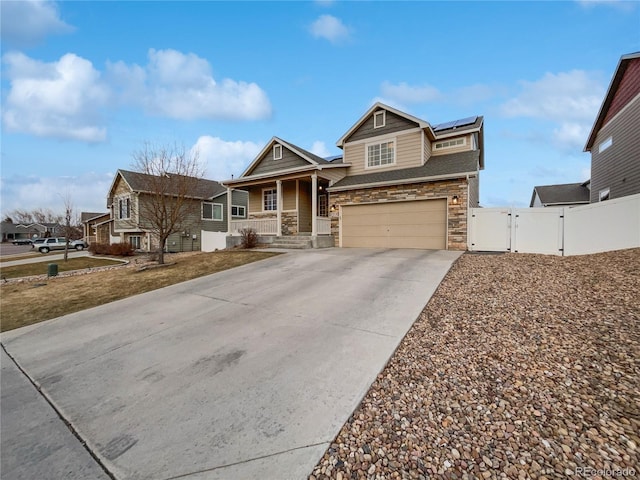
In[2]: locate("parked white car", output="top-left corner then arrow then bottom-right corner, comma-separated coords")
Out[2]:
32,237 -> 88,254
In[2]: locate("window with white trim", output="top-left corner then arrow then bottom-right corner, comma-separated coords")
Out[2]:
118,197 -> 131,219
374,110 -> 386,128
599,188 -> 610,202
367,140 -> 395,168
273,144 -> 282,160
231,205 -> 246,218
202,202 -> 223,221
598,137 -> 612,153
129,235 -> 141,249
263,189 -> 277,211
434,137 -> 466,150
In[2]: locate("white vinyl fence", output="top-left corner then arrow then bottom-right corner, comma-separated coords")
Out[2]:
201,231 -> 228,252
469,193 -> 640,256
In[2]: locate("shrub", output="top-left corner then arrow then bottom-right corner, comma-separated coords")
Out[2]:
88,242 -> 135,256
239,228 -> 258,249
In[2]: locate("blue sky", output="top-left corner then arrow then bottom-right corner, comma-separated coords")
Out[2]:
1,0 -> 639,216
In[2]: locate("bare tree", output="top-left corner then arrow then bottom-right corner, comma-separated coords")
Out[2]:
61,193 -> 76,262
7,208 -> 62,225
131,142 -> 205,265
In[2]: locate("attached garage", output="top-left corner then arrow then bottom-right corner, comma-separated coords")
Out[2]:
340,198 -> 447,249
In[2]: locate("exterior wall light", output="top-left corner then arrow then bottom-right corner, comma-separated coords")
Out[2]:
330,204 -> 337,212
452,195 -> 459,204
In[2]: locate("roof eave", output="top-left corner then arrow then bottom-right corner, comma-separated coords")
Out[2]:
224,163 -> 351,186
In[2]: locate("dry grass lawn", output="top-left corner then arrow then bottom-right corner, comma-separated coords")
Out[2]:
1,257 -> 124,279
0,250 -> 278,332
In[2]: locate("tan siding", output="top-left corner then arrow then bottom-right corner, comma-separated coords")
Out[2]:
249,188 -> 263,213
320,168 -> 348,186
344,131 -> 423,177
423,131 -> 432,163
591,95 -> 640,202
282,180 -> 297,210
298,180 -> 312,232
431,134 -> 472,156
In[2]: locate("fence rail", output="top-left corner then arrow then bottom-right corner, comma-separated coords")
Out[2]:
230,218 -> 278,235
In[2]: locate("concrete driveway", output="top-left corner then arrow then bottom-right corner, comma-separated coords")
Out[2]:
1,248 -> 462,480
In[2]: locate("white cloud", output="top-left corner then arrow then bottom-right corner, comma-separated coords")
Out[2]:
310,141 -> 331,158
2,52 -> 109,142
380,81 -> 442,105
0,0 -> 73,47
0,173 -> 114,217
191,136 -> 262,181
309,15 -> 350,44
576,0 -> 636,10
501,70 -> 605,150
108,49 -> 272,121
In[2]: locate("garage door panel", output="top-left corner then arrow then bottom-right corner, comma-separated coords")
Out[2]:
341,199 -> 447,250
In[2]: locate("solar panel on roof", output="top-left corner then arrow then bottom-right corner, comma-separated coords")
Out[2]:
433,116 -> 478,131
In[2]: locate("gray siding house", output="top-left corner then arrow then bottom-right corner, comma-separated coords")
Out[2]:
530,182 -> 590,207
107,169 -> 248,252
584,52 -> 640,203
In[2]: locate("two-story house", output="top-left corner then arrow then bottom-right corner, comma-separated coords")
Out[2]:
107,169 -> 248,252
584,51 -> 640,203
224,102 -> 483,250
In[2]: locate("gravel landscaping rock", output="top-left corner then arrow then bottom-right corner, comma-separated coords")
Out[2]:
310,248 -> 639,479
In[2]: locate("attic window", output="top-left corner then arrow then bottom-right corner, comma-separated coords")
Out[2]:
374,110 -> 386,128
273,144 -> 282,160
435,137 -> 466,150
598,136 -> 612,153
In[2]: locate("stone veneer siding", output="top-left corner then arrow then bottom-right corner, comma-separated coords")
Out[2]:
329,179 -> 469,250
281,211 -> 298,235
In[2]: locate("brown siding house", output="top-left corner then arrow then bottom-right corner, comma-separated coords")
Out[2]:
585,52 -> 640,203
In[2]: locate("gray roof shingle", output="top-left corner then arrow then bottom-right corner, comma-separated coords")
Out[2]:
531,183 -> 590,206
328,150 -> 480,191
118,169 -> 226,199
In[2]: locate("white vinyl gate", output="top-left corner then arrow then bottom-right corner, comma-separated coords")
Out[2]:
468,193 -> 640,256
469,207 -> 564,255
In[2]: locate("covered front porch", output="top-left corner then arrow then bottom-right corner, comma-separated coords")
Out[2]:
226,172 -> 333,239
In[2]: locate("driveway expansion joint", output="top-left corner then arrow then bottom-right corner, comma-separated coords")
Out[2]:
159,441 -> 331,480
0,343 -> 118,480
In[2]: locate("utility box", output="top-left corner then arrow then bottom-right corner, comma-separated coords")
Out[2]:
47,263 -> 58,277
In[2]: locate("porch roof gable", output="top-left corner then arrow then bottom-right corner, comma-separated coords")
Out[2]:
224,162 -> 350,186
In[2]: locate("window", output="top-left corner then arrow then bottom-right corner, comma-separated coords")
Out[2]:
434,137 -> 466,150
118,197 -> 130,219
599,188 -> 610,202
367,140 -> 395,168
374,110 -> 386,128
231,205 -> 246,218
318,195 -> 328,216
202,202 -> 223,221
129,235 -> 141,249
263,188 -> 277,211
273,144 -> 282,160
599,136 -> 612,153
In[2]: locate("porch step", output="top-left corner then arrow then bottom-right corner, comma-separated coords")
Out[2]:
267,236 -> 312,249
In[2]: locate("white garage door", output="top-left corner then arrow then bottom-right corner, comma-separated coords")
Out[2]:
341,199 -> 447,249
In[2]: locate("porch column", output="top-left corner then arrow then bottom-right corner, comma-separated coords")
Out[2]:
311,173 -> 318,237
276,180 -> 282,236
226,187 -> 233,234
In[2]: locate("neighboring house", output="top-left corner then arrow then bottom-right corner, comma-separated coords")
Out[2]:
530,181 -> 591,207
0,221 -> 63,242
107,169 -> 248,252
584,51 -> 640,203
80,212 -> 111,245
224,102 -> 484,250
